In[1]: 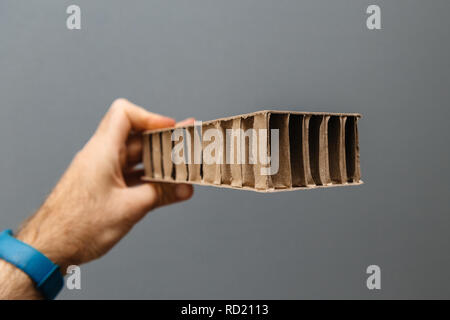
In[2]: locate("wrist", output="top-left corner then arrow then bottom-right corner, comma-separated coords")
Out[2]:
0,259 -> 42,299
16,225 -> 71,275
0,229 -> 65,300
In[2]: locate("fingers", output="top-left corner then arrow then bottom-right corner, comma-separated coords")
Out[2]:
176,117 -> 195,127
99,98 -> 176,144
149,183 -> 194,209
121,99 -> 175,131
120,183 -> 194,223
125,133 -> 143,168
124,169 -> 145,187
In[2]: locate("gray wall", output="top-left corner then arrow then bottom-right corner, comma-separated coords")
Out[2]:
1,0 -> 449,299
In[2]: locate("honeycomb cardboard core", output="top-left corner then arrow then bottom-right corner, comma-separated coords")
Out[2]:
142,110 -> 362,192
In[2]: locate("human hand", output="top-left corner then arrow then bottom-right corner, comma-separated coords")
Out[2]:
15,98 -> 194,272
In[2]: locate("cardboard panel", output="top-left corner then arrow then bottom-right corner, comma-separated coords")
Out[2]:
142,110 -> 362,192
142,133 -> 153,178
308,115 -> 322,185
161,130 -> 174,180
173,129 -> 188,181
354,117 -> 361,182
318,115 -> 331,185
188,126 -> 202,182
340,117 -> 348,183
241,116 -> 256,187
151,132 -> 163,179
253,112 -> 269,190
230,118 -> 242,187
327,116 -> 343,183
345,116 -> 359,182
289,114 -> 306,187
301,115 -> 315,186
269,113 -> 291,188
220,120 -> 232,185
202,121 -> 222,184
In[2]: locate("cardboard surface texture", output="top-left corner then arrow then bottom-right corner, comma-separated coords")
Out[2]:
142,110 -> 362,192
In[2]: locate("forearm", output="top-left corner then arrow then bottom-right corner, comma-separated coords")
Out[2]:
0,259 -> 42,300
0,99 -> 193,300
0,208 -> 69,300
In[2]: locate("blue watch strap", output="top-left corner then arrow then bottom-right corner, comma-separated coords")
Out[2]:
0,229 -> 64,299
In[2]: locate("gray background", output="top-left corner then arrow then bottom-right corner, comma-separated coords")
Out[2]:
1,0 -> 449,299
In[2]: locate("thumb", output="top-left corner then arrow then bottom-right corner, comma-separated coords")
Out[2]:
119,183 -> 193,223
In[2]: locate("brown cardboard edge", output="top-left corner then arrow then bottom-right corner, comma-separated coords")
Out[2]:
141,176 -> 363,193
143,111 -> 362,135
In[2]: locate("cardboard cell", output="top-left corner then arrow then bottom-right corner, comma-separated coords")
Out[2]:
308,115 -> 322,185
202,121 -> 222,184
269,113 -> 292,188
173,129 -> 188,181
345,116 -> 357,182
220,120 -> 232,185
327,116 -> 343,183
289,114 -> 306,187
339,117 -> 348,183
162,130 -> 174,180
302,115 -> 316,186
253,112 -> 269,190
188,126 -> 202,182
151,132 -> 163,179
229,118 -> 242,187
318,115 -> 331,185
143,133 -> 153,178
354,117 -> 361,182
241,116 -> 256,188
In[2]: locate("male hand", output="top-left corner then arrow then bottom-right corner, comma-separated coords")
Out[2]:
0,99 -> 194,299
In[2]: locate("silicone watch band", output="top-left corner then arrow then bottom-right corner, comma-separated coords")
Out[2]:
0,229 -> 63,299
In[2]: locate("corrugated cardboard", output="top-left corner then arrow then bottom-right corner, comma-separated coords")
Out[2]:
142,110 -> 362,192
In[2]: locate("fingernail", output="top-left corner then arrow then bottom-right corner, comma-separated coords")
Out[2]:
175,184 -> 192,200
160,116 -> 176,123
153,113 -> 174,121
175,118 -> 195,127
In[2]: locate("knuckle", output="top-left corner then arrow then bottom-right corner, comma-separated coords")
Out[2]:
110,98 -> 129,112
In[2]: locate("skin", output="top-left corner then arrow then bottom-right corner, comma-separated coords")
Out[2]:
0,99 -> 194,299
